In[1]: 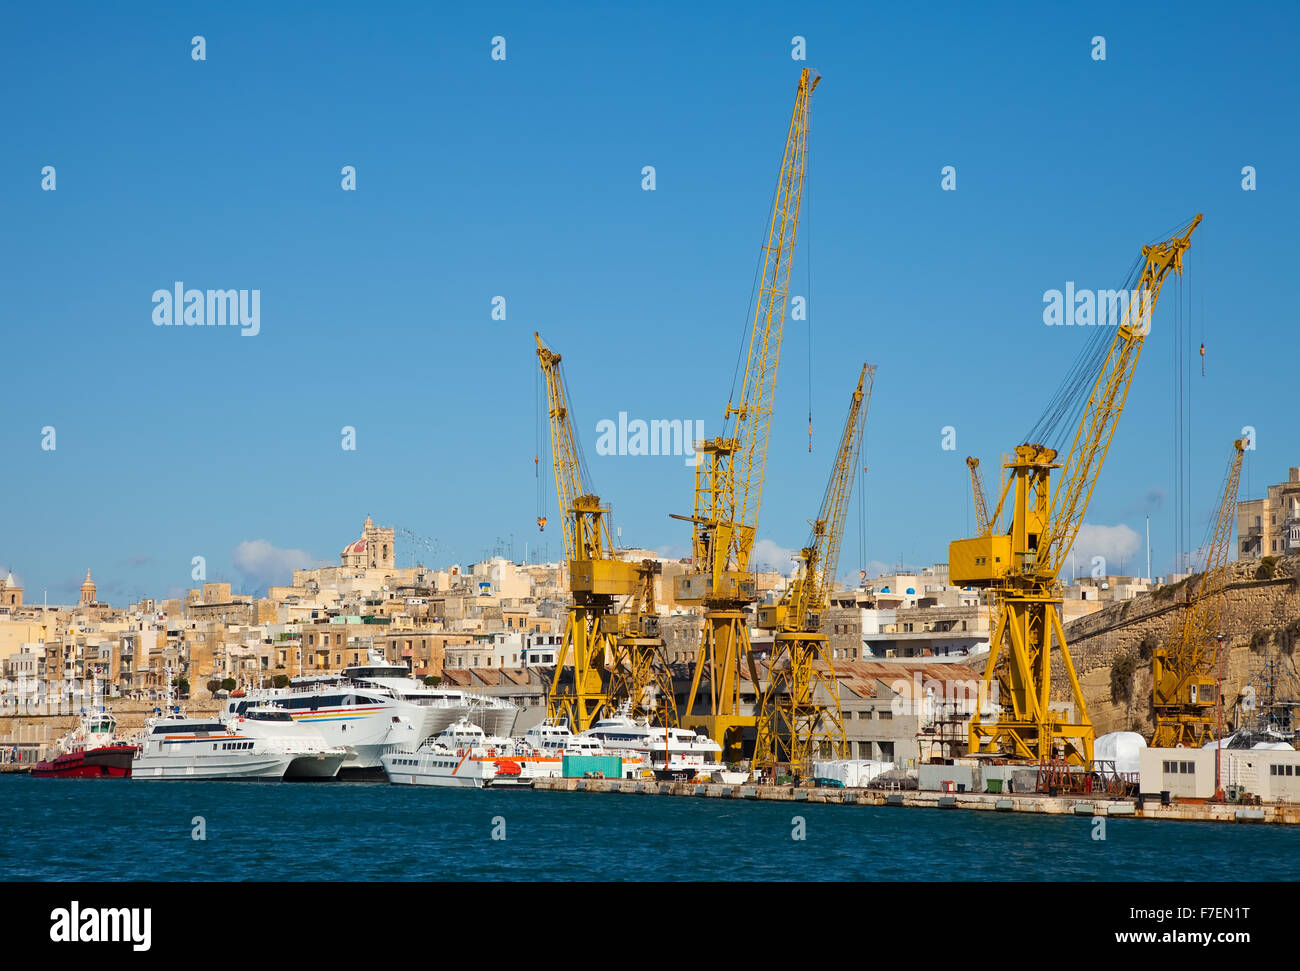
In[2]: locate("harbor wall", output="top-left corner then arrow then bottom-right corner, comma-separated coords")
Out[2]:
1059,560 -> 1300,737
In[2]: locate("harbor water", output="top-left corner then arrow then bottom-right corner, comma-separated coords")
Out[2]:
4,776 -> 1296,881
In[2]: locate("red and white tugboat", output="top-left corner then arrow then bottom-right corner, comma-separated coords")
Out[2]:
33,706 -> 137,779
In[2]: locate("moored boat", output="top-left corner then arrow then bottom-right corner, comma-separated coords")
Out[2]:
226,705 -> 348,780
33,707 -> 137,779
131,713 -> 296,780
579,704 -> 721,779
381,718 -> 551,788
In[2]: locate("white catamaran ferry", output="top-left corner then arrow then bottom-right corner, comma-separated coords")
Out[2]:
131,713 -> 297,781
225,705 -> 348,780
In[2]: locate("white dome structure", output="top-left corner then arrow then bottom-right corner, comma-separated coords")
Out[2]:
1094,731 -> 1147,774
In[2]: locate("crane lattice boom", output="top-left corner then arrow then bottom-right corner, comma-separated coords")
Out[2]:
968,457 -> 991,536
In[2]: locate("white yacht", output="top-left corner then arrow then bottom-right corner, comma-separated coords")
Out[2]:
579,707 -> 722,779
225,705 -> 348,780
521,719 -> 608,757
131,714 -> 297,780
516,719 -> 645,780
380,718 -> 540,788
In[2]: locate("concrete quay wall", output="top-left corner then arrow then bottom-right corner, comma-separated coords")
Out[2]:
533,777 -> 1300,825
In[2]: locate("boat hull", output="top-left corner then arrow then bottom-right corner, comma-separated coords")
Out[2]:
33,745 -> 137,779
285,752 -> 346,779
131,753 -> 294,780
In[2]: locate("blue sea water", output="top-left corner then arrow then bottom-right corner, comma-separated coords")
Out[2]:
1,777 -> 1294,881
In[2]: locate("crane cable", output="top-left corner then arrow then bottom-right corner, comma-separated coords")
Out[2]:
1022,252 -> 1143,450
806,119 -> 814,454
1023,215 -> 1199,453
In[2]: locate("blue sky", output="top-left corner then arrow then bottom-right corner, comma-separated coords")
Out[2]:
2,1 -> 1297,603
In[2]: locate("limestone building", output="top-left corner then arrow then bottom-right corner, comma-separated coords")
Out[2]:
341,516 -> 395,570
0,572 -> 22,612
1238,466 -> 1300,559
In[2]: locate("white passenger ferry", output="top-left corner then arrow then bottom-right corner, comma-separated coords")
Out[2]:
131,714 -> 297,781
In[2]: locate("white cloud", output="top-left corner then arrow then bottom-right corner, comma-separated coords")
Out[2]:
1071,523 -> 1143,575
233,540 -> 326,592
750,538 -> 798,573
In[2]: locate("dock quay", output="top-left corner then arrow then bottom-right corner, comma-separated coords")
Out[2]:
533,776 -> 1300,825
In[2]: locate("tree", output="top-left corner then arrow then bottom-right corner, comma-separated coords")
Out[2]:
220,678 -> 237,692
206,680 -> 222,695
423,676 -> 442,686
271,675 -> 290,689
1109,654 -> 1138,705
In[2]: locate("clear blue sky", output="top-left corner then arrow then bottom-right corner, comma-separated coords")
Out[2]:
2,1 -> 1296,603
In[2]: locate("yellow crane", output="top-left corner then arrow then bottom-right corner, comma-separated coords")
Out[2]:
753,363 -> 874,775
672,69 -> 819,761
1152,438 -> 1245,747
607,558 -> 678,726
950,215 -> 1202,765
535,332 -> 639,731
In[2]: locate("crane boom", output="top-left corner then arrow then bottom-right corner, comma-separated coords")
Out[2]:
1152,438 -> 1244,747
726,70 -> 819,571
968,457 -> 991,536
753,364 -> 873,773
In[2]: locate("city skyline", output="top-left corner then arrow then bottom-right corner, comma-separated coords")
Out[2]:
3,2 -> 1297,604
